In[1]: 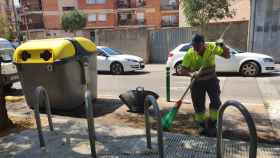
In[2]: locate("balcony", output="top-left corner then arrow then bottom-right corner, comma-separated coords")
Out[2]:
161,4 -> 179,10
117,0 -> 146,9
20,0 -> 43,13
20,14 -> 44,30
118,19 -> 146,26
161,21 -> 178,27
20,22 -> 44,30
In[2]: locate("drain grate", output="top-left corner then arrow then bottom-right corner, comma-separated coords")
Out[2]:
97,133 -> 280,158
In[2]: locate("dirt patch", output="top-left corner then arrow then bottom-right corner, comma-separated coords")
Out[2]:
4,98 -> 280,145
0,115 -> 35,137
97,106 -> 280,145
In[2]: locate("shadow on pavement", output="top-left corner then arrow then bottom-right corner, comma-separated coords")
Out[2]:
40,98 -> 124,118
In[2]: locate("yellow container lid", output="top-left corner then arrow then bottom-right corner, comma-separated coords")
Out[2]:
13,37 -> 96,64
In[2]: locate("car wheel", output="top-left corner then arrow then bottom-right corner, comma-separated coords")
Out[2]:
240,61 -> 260,77
175,62 -> 183,76
110,62 -> 124,75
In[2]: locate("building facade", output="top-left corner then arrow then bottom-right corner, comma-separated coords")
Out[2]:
249,0 -> 280,62
19,0 -> 44,39
19,0 -> 179,39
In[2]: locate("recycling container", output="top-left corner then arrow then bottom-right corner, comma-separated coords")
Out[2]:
13,37 -> 97,110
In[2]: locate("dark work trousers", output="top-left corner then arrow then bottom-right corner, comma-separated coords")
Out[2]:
190,76 -> 221,118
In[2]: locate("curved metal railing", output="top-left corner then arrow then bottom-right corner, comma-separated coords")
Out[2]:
85,89 -> 97,158
144,95 -> 164,158
34,86 -> 54,148
216,100 -> 257,158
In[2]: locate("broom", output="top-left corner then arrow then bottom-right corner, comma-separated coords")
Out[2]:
161,66 -> 203,130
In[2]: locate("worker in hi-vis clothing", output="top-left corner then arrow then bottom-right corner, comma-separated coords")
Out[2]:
181,34 -> 230,135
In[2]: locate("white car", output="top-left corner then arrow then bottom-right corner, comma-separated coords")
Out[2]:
0,38 -> 19,89
97,46 -> 145,74
167,43 -> 276,77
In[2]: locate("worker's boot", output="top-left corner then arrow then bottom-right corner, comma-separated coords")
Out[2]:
207,119 -> 217,137
197,122 -> 208,136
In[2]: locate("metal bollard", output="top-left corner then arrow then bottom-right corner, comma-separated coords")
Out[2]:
166,67 -> 170,102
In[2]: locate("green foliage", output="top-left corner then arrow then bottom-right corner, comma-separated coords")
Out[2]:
0,15 -> 9,37
181,0 -> 235,30
61,10 -> 87,34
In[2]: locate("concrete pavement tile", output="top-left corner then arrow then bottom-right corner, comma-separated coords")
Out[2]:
257,78 -> 280,138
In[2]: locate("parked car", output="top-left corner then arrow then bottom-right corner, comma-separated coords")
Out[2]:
167,43 -> 275,77
0,38 -> 19,89
97,46 -> 145,74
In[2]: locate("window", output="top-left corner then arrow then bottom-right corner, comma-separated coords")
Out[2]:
88,14 -> 97,22
168,0 -> 177,5
136,12 -> 144,20
97,49 -> 106,56
98,14 -> 107,21
62,6 -> 75,11
162,16 -> 177,23
102,47 -> 122,56
87,0 -> 106,4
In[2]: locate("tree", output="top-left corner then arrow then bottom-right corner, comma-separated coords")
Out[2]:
0,15 -> 14,40
181,0 -> 235,35
61,10 -> 87,36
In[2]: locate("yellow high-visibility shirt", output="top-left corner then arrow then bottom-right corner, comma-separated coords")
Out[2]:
182,42 -> 224,71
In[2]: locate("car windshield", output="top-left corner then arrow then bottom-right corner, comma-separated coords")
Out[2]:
227,45 -> 245,53
0,48 -> 13,62
102,47 -> 122,56
0,41 -> 14,49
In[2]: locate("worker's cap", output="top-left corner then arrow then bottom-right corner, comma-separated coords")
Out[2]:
191,34 -> 205,45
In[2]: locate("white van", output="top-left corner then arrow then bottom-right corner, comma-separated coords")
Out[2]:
0,38 -> 19,89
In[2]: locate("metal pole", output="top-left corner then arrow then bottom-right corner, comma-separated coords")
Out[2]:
166,67 -> 170,102
33,86 -> 55,148
11,0 -> 21,43
144,99 -> 152,149
23,10 -> 30,40
83,57 -> 96,158
85,90 -> 96,158
145,95 -> 164,158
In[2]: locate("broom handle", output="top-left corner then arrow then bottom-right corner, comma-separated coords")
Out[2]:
179,66 -> 203,101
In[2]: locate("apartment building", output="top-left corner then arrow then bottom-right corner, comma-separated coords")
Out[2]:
19,0 -> 44,39
20,0 -> 179,39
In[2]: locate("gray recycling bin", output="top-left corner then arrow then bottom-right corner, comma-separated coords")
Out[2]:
13,37 -> 97,110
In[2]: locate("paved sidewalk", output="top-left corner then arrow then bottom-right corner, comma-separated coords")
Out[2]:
1,115 -> 280,158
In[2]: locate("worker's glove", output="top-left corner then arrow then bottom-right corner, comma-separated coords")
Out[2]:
216,38 -> 224,48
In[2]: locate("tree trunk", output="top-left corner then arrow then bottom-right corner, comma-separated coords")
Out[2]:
0,65 -> 13,131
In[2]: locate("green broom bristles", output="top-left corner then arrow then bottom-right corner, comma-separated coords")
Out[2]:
161,100 -> 182,130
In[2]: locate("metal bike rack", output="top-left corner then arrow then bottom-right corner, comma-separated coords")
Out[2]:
216,100 -> 258,158
85,89 -> 97,158
33,86 -> 54,148
85,93 -> 164,158
144,95 -> 164,158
